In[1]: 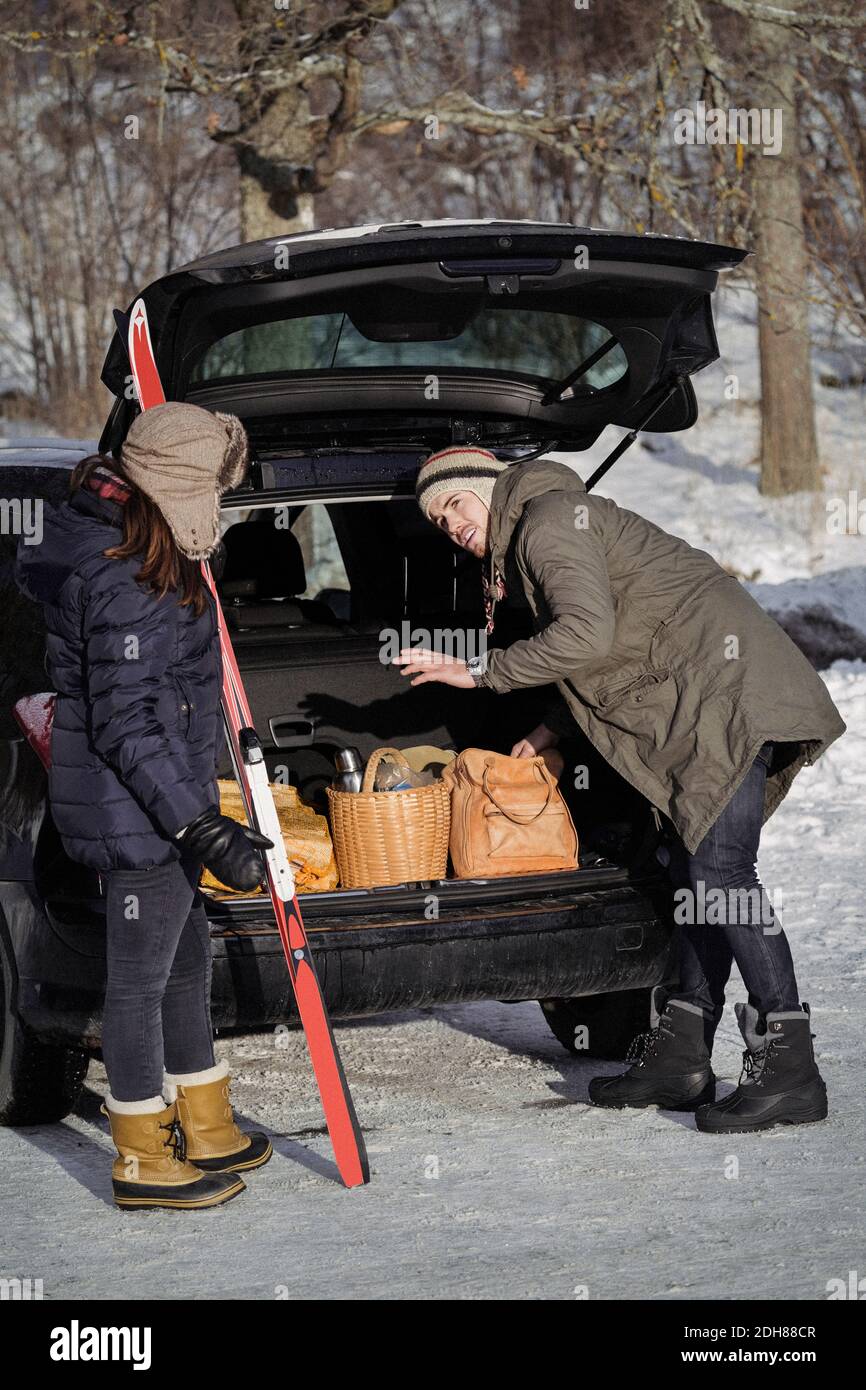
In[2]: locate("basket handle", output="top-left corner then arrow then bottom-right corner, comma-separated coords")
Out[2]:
361,746 -> 414,793
481,757 -> 553,823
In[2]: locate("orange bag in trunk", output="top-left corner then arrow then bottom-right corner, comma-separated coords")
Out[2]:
441,748 -> 578,878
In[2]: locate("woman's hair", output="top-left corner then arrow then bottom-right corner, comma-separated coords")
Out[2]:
68,454 -> 208,617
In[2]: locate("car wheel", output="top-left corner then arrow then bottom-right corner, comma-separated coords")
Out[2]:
0,927 -> 89,1125
539,989 -> 655,1061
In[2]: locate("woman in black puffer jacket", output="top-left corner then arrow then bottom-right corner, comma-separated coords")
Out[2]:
14,402 -> 274,1211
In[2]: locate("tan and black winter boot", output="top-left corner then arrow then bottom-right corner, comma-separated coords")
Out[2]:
102,1094 -> 246,1210
164,1060 -> 273,1173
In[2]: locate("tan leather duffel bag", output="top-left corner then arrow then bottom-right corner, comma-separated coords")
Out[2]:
440,748 -> 579,878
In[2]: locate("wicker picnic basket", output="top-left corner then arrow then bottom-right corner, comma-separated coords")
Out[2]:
326,746 -> 451,888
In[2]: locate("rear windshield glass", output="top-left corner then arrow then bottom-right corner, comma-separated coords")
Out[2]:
191,309 -> 628,393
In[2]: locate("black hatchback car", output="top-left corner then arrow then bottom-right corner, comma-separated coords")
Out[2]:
0,219 -> 747,1124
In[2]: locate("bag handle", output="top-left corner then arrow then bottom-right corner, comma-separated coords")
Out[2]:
362,746 -> 413,793
481,757 -> 553,823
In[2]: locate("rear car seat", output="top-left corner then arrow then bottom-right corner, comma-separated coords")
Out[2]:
219,518 -> 343,635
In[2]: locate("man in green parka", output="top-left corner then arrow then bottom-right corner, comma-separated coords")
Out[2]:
396,445 -> 846,1134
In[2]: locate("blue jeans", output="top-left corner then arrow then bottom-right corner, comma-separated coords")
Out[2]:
101,854 -> 217,1101
664,741 -> 800,1032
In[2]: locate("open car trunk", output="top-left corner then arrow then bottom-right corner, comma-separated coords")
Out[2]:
198,483 -> 662,928
8,218 -> 755,1048
96,220 -> 743,915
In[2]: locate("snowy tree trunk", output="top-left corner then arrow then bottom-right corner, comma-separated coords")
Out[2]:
752,3 -> 819,496
235,86 -> 317,242
239,177 -> 315,242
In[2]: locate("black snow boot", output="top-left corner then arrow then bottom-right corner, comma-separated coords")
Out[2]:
588,997 -> 716,1111
695,1002 -> 828,1134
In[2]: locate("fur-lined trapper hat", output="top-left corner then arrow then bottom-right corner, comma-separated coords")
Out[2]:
120,402 -> 250,559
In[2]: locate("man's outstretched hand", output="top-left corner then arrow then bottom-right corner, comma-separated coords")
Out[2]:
392,647 -> 475,689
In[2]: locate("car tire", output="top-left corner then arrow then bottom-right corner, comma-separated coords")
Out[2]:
0,925 -> 89,1126
539,989 -> 656,1061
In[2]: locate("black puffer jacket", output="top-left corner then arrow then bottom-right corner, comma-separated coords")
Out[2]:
14,478 -> 222,870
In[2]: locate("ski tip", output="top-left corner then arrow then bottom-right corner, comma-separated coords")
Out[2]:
127,297 -> 167,409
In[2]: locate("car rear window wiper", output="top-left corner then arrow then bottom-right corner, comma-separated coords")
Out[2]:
540,335 -> 619,406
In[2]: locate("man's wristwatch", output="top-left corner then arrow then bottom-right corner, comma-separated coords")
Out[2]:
466,652 -> 488,687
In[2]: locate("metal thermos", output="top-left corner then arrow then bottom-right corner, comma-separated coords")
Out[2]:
332,747 -> 364,793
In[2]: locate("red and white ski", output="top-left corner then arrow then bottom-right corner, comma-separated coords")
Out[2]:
126,298 -> 369,1188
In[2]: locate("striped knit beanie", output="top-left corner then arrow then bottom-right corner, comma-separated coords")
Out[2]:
415,446 -> 510,523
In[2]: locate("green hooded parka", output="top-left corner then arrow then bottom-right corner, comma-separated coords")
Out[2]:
479,459 -> 846,852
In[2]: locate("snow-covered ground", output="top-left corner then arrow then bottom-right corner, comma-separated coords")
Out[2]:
1,291 -> 863,1300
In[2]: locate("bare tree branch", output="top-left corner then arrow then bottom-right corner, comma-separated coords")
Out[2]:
709,0 -> 865,28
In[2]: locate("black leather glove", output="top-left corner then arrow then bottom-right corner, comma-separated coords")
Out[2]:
178,807 -> 274,892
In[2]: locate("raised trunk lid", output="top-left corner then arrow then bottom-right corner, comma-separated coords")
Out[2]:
100,221 -> 746,457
